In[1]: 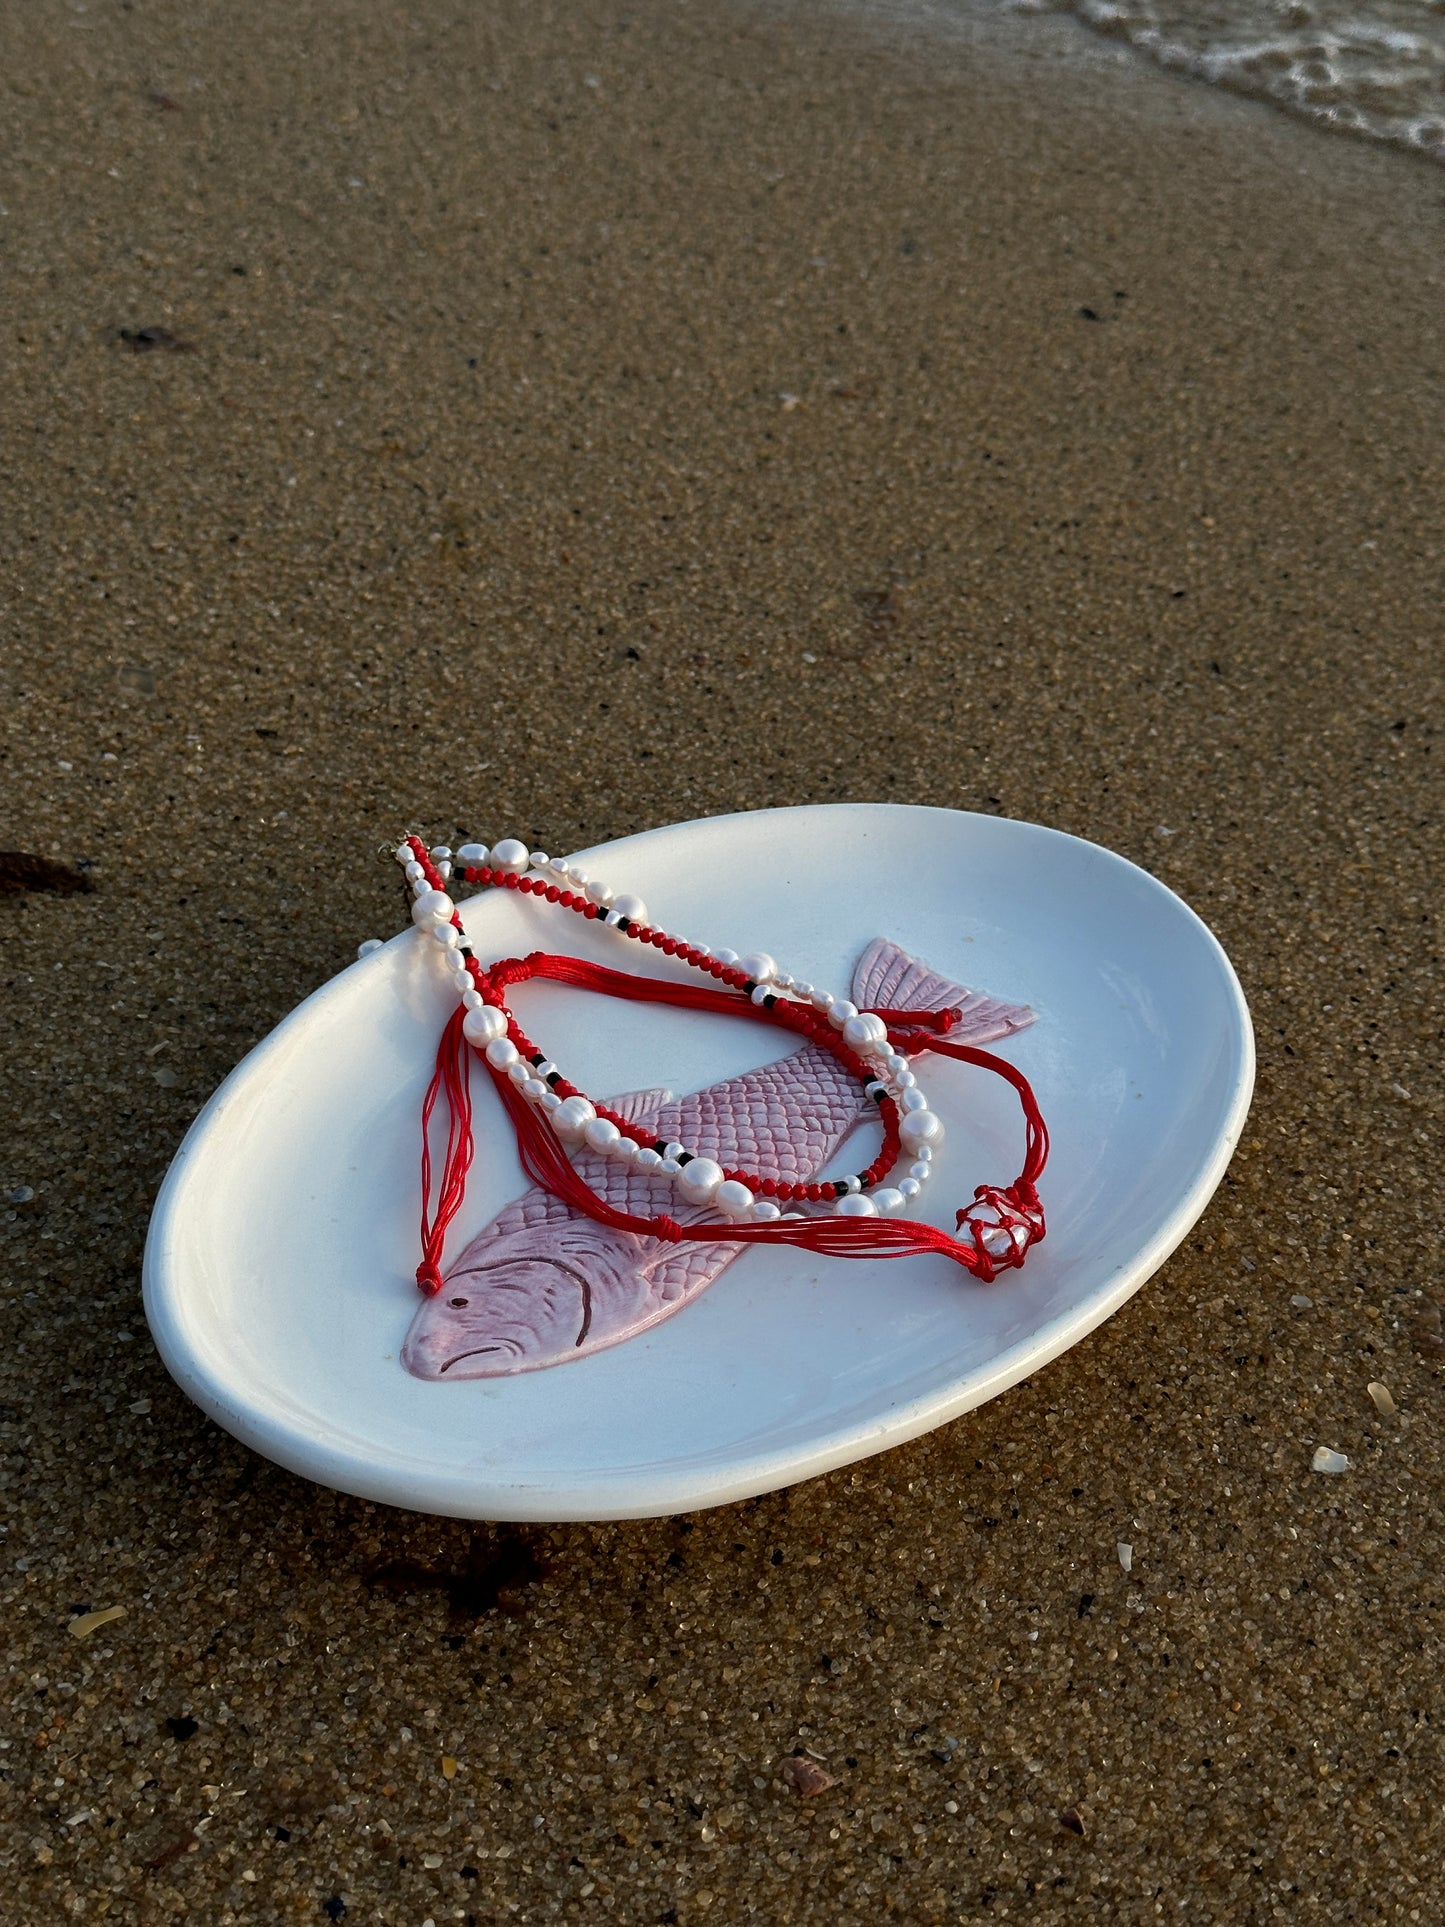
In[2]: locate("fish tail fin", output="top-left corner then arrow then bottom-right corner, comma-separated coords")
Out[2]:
851,938 -> 1035,1043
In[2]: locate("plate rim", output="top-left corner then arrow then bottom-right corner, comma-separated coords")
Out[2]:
142,802 -> 1255,1520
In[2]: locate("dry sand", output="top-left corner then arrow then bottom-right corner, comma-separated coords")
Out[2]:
2,0 -> 1441,1920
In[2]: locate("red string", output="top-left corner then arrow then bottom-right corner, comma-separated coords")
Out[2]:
405,837 -> 1048,1292
415,1004 -> 475,1294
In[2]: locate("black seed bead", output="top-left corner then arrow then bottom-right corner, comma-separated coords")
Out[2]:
529,1052 -> 546,1066
616,918 -> 632,934
653,1139 -> 670,1155
833,1180 -> 850,1197
741,980 -> 758,996
546,1071 -> 562,1087
763,993 -> 777,1009
677,1151 -> 694,1166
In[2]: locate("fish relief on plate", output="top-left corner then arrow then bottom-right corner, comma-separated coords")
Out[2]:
401,938 -> 1036,1380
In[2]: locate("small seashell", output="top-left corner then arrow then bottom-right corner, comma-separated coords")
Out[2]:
1366,1382 -> 1397,1417
1310,1447 -> 1350,1475
68,1605 -> 126,1640
1116,1541 -> 1133,1573
780,1755 -> 835,1798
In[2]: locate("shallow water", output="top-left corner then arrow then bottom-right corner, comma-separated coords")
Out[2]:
1022,0 -> 1445,158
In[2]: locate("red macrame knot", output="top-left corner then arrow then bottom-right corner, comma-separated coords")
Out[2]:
416,1260 -> 444,1296
956,1183 -> 1046,1282
654,1216 -> 684,1244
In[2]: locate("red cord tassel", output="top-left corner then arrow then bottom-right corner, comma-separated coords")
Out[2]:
415,1005 -> 475,1295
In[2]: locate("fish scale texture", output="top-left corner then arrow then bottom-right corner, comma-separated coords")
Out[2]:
469,1043 -> 857,1232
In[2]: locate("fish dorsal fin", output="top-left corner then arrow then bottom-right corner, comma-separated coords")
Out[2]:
605,1087 -> 674,1126
851,938 -> 1035,1043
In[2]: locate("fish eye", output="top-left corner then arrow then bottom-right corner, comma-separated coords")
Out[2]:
448,1296 -> 469,1308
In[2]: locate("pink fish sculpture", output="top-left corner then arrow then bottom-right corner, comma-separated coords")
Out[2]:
401,939 -> 1034,1379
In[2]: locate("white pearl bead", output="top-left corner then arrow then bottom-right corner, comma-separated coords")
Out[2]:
394,842 -> 414,863
585,879 -> 614,907
692,943 -> 711,957
809,987 -> 832,1011
463,1005 -> 507,1045
429,845 -> 451,861
522,1078 -> 548,1102
714,948 -> 739,967
829,999 -> 858,1029
751,1200 -> 782,1222
507,1059 -> 530,1085
899,1087 -> 928,1114
567,865 -> 588,885
356,938 -> 383,960
612,892 -> 647,924
583,1116 -> 622,1154
898,1177 -> 922,1201
793,980 -> 813,999
411,888 -> 454,927
714,1179 -> 755,1218
431,922 -> 460,948
404,860 -> 425,882
908,1160 -> 933,1183
529,850 -> 549,869
540,1090 -> 562,1113
883,1053 -> 908,1076
484,1037 -> 520,1070
773,971 -> 793,990
835,1193 -> 877,1217
636,1147 -> 663,1171
899,1109 -> 944,1149
535,1061 -> 557,1080
750,984 -> 771,1006
895,1069 -> 917,1089
462,988 -> 484,1010
842,1011 -> 889,1052
871,1187 -> 906,1214
456,842 -> 489,866
491,837 -> 529,871
662,1141 -> 686,1162
737,952 -> 776,985
658,1157 -> 682,1178
913,1144 -> 934,1163
610,1134 -> 639,1161
676,1157 -> 725,1204
552,1095 -> 596,1142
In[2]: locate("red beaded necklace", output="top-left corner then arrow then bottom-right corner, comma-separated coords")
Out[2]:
400,837 -> 1049,1297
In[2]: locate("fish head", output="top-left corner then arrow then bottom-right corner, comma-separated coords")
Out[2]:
400,1216 -> 663,1379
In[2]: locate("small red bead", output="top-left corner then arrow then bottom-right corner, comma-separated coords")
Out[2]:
584,904 -> 598,919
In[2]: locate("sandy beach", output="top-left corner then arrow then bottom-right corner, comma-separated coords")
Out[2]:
2,0 -> 1441,1920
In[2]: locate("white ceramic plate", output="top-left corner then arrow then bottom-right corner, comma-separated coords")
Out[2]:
144,805 -> 1253,1520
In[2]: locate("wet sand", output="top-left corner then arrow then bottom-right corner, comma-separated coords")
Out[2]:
2,1 -> 1441,1920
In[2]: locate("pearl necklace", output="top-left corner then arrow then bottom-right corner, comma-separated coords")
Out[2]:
395,836 -> 947,1224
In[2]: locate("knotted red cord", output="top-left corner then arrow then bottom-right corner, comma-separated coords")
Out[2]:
406,838 -> 1048,1294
